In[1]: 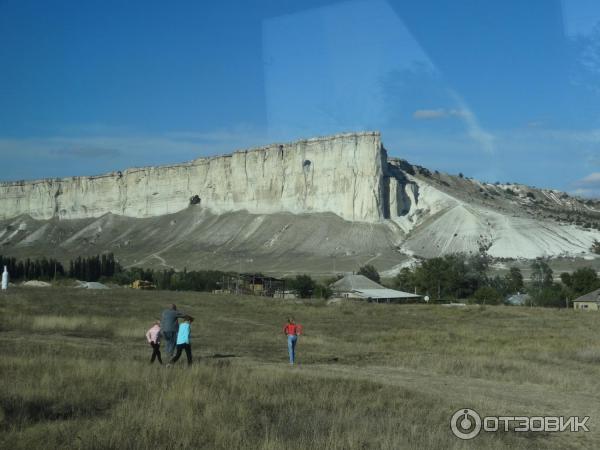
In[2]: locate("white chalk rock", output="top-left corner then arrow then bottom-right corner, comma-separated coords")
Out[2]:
0,132 -> 386,223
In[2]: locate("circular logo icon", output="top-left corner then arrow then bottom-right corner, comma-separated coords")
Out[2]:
450,408 -> 482,440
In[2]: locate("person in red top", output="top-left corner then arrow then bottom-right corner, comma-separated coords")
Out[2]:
283,317 -> 302,365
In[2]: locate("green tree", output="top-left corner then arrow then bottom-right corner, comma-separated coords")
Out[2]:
570,267 -> 600,296
505,267 -> 524,293
531,283 -> 569,308
472,286 -> 503,305
314,283 -> 333,299
413,257 -> 451,300
358,264 -> 380,283
394,267 -> 416,292
462,253 -> 490,296
290,275 -> 316,298
560,272 -> 572,288
324,274 -> 343,287
530,259 -> 553,289
411,253 -> 488,300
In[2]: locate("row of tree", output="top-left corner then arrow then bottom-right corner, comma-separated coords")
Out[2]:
68,254 -> 121,281
0,253 -> 120,282
2,252 -> 598,307
113,268 -> 336,298
286,274 -> 333,299
530,263 -> 600,308
390,254 -> 600,307
0,255 -> 65,281
0,253 -> 337,297
393,254 -> 502,300
113,267 -> 233,292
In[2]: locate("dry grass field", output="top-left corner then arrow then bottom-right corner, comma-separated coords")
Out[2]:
1,287 -> 600,449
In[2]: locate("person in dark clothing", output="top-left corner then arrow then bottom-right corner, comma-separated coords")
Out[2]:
160,304 -> 192,356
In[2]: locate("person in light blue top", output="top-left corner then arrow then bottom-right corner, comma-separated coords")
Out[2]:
169,316 -> 193,366
160,304 -> 191,357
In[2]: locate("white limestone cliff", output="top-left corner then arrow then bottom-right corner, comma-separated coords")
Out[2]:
2,130 -> 599,261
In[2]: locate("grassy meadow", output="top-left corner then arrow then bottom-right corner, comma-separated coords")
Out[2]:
1,287 -> 600,449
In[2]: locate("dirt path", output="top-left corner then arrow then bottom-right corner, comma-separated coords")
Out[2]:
245,359 -> 600,418
236,359 -> 600,447
362,252 -> 381,266
125,252 -> 176,270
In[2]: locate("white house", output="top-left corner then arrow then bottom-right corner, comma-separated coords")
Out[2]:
330,274 -> 421,303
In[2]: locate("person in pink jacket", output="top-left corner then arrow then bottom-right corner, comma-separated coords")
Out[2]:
146,320 -> 162,364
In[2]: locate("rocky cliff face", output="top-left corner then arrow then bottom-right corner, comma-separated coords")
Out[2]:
0,132 -> 389,222
2,131 -> 600,267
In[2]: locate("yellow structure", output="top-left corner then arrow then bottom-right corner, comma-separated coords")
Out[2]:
249,283 -> 264,293
573,288 -> 600,310
573,301 -> 600,311
131,280 -> 156,290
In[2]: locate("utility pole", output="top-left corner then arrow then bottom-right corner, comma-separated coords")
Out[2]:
237,258 -> 241,295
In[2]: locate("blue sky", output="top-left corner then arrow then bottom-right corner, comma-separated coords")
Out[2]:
1,0 -> 600,196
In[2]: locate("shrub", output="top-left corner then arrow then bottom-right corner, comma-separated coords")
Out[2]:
314,284 -> 333,299
592,240 -> 600,254
417,166 -> 432,177
289,275 -> 316,298
472,286 -> 503,305
504,267 -> 524,294
530,260 -> 553,289
396,159 -> 415,175
531,284 -> 568,308
570,267 -> 600,296
358,265 -> 380,283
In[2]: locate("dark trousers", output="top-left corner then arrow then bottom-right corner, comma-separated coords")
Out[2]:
171,343 -> 192,365
150,342 -> 162,364
162,331 -> 177,356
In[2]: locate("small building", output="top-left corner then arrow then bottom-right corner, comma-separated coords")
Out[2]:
506,293 -> 530,306
241,274 -> 285,296
131,279 -> 156,290
218,273 -> 286,297
573,288 -> 600,311
330,274 -> 422,303
273,290 -> 297,299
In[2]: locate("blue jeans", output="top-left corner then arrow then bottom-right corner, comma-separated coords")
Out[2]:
162,331 -> 177,356
287,335 -> 298,364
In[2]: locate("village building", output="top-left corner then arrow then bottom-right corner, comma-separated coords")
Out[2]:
330,274 -> 421,303
506,293 -> 530,306
573,288 -> 600,310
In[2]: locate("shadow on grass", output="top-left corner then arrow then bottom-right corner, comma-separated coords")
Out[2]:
0,396 -> 112,429
211,353 -> 237,358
